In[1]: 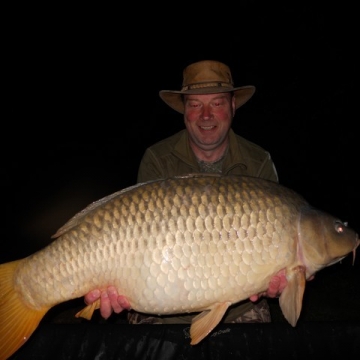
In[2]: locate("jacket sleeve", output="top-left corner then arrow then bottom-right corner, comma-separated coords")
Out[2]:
137,148 -> 165,183
255,151 -> 279,183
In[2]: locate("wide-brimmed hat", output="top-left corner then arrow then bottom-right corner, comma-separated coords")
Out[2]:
159,60 -> 256,114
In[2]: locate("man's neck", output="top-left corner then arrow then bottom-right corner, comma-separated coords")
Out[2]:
190,141 -> 229,163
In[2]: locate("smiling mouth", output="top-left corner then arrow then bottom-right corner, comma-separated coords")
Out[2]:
200,126 -> 215,130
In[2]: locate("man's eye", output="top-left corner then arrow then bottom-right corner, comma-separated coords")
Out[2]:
212,101 -> 222,107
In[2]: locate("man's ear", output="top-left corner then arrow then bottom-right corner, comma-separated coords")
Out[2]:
232,94 -> 236,113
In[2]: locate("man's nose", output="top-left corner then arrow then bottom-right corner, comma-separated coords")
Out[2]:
201,104 -> 212,119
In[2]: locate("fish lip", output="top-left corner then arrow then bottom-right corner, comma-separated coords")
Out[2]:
352,233 -> 360,265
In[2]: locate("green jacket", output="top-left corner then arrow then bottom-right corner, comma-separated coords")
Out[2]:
132,128 -> 278,324
137,129 -> 278,183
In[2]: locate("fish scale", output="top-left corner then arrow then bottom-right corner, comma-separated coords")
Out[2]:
0,174 -> 359,359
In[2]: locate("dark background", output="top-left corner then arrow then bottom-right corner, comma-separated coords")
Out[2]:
2,2 -> 359,324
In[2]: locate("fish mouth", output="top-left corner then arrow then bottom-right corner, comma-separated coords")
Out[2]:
327,232 -> 360,268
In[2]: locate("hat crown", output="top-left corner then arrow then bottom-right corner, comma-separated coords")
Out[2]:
182,60 -> 234,90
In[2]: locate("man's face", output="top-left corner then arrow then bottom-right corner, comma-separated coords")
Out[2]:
184,93 -> 235,152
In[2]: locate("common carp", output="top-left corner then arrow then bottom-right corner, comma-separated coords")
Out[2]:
0,174 -> 358,359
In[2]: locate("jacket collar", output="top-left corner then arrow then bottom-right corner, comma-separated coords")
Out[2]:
172,129 -> 247,172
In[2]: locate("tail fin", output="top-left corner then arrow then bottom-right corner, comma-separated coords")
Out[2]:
0,260 -> 49,360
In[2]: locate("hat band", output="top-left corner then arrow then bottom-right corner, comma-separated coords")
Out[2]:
181,81 -> 233,91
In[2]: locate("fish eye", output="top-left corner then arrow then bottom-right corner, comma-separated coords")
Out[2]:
334,220 -> 347,234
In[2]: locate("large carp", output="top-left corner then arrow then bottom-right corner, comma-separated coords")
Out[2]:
0,174 -> 358,359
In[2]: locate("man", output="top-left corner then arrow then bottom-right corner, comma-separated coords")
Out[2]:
84,60 -> 286,322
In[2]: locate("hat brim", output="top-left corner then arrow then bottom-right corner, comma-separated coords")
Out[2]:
159,85 -> 256,114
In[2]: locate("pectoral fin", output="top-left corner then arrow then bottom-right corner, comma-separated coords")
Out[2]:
75,299 -> 101,320
279,265 -> 306,326
190,301 -> 231,345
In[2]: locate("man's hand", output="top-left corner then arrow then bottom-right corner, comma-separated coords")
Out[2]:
249,269 -> 287,302
249,269 -> 315,302
84,286 -> 131,319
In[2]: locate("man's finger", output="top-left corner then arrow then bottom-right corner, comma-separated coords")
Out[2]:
108,286 -> 124,314
84,289 -> 101,305
267,276 -> 281,298
118,295 -> 131,310
100,290 -> 112,319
